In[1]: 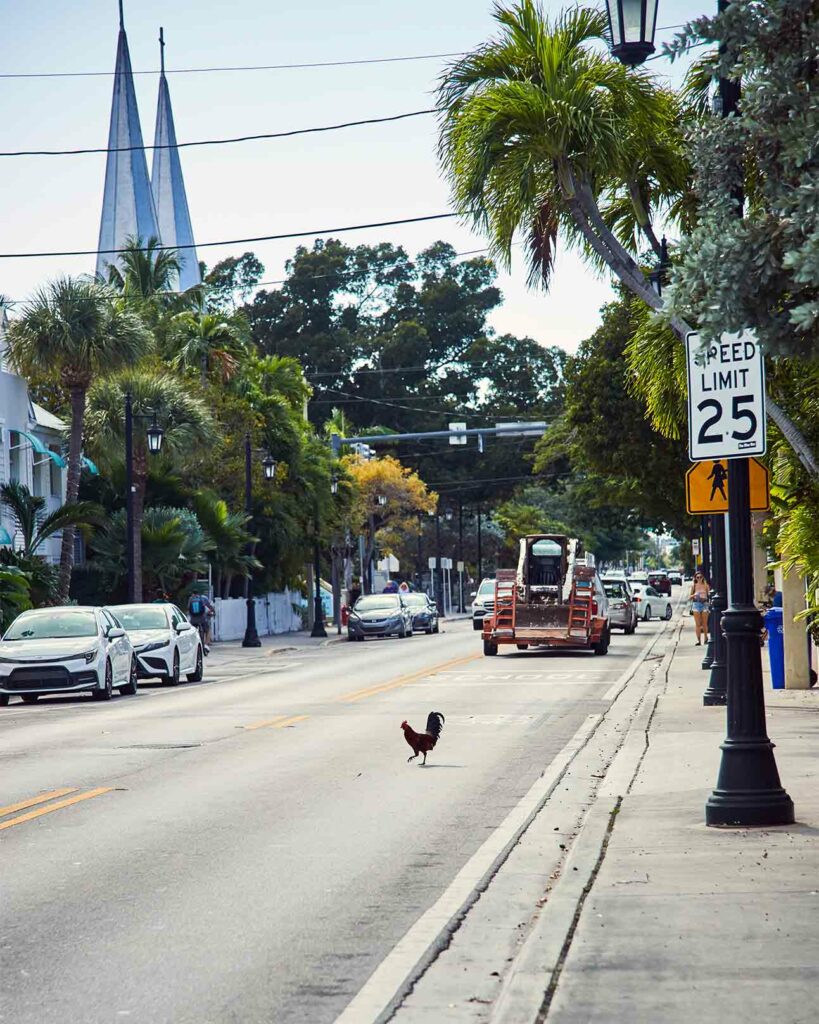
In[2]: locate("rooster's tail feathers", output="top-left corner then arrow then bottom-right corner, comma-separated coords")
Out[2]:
426,711 -> 445,739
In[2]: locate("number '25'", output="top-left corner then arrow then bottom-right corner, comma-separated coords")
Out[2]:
697,395 -> 757,444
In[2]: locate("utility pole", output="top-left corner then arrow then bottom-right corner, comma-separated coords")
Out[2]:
242,434 -> 261,648
476,504 -> 483,582
457,499 -> 464,613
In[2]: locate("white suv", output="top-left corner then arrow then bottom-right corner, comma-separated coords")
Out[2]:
471,578 -> 496,631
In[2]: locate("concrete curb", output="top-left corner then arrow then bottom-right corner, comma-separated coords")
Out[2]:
488,616 -> 684,1024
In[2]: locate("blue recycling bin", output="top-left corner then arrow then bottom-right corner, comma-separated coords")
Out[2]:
764,606 -> 784,689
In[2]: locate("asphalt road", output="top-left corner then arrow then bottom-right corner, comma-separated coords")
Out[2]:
0,615 -> 668,1024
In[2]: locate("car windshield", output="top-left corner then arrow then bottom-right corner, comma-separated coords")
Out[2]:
355,596 -> 400,612
109,606 -> 168,631
645,587 -> 660,596
604,584 -> 625,598
4,610 -> 97,640
477,580 -> 495,595
403,594 -> 428,607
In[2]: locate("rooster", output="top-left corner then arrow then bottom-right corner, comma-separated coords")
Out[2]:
401,712 -> 445,765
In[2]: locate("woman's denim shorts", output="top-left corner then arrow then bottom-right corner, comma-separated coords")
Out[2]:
692,600 -> 708,613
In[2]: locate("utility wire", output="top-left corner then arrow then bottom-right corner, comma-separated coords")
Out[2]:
0,51 -> 466,79
0,213 -> 458,260
0,108 -> 435,158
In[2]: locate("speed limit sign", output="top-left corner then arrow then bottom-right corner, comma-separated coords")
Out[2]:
686,330 -> 766,461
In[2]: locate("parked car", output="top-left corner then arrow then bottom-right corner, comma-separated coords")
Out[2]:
601,577 -> 638,634
0,606 -> 136,705
668,570 -> 683,586
401,592 -> 440,634
630,585 -> 673,621
347,593 -> 415,641
628,571 -> 648,585
647,571 -> 672,596
471,577 -> 496,631
108,603 -> 203,685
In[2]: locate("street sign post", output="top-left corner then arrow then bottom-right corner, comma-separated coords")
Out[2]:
686,330 -> 766,461
692,539 -> 700,557
448,422 -> 467,445
686,458 -> 770,514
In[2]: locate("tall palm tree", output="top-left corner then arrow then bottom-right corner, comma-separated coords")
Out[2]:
0,481 -> 102,557
437,3 -> 686,312
169,308 -> 246,385
84,370 -> 216,601
192,491 -> 260,597
6,278 -> 151,600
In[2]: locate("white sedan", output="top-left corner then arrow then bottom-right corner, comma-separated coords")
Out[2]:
630,584 -> 673,621
108,603 -> 203,686
0,606 -> 136,705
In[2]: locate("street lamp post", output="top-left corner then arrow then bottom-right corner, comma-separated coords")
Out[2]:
700,517 -> 713,668
241,435 -> 277,649
124,391 -> 164,604
310,503 -> 327,639
435,505 -> 443,616
606,0 -> 792,826
457,499 -> 465,613
702,512 -> 727,705
476,504 -> 483,582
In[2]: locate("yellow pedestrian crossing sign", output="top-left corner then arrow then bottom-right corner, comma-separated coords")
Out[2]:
686,458 -> 770,515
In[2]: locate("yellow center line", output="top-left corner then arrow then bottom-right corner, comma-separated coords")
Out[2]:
244,715 -> 289,731
336,653 -> 481,704
270,714 -> 309,729
0,788 -> 78,818
0,787 -> 114,833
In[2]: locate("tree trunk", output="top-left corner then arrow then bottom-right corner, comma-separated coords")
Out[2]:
626,179 -> 664,259
200,353 -> 208,388
767,399 -> 819,479
132,448 -> 147,603
57,385 -> 86,602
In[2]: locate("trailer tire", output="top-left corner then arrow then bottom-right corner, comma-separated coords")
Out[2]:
516,644 -> 529,651
593,625 -> 610,656
483,640 -> 498,657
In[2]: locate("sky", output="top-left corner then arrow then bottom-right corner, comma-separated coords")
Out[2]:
0,0 -> 700,354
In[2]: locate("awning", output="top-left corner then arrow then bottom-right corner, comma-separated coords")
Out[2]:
0,525 -> 12,546
81,455 -> 99,476
16,430 -> 66,469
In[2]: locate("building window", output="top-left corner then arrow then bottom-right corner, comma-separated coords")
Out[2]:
8,431 -> 20,482
50,448 -> 62,497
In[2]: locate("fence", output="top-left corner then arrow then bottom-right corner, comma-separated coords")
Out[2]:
212,589 -> 304,642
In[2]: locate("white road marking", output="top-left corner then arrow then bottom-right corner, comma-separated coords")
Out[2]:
334,714 -> 601,1024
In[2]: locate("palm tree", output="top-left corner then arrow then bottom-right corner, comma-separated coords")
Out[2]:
192,491 -> 261,597
6,278 -> 152,600
106,236 -> 182,300
0,481 -> 102,558
169,308 -> 247,385
84,370 -> 216,601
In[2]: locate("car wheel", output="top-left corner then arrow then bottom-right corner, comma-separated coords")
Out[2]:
425,626 -> 434,635
472,619 -> 482,631
433,623 -> 440,634
644,604 -> 652,620
165,651 -> 181,686
483,639 -> 498,656
93,660 -> 114,701
120,657 -> 139,696
0,694 -> 9,707
21,694 -> 39,704
593,625 -> 611,656
664,605 -> 673,620
187,646 -> 204,682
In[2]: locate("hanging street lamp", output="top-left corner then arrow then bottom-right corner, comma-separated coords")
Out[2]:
242,435 -> 276,648
604,0 -> 659,67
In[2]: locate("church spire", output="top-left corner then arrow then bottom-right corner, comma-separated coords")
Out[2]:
96,1 -> 161,281
151,27 -> 201,291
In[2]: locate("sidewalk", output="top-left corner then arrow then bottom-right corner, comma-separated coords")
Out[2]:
525,626 -> 819,1021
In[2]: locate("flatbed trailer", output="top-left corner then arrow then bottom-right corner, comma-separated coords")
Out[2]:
481,536 -> 610,656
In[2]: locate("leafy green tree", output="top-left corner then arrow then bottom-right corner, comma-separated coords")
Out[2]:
191,491 -> 260,598
85,371 -> 215,601
168,307 -> 248,385
204,252 -> 264,310
0,565 -> 31,631
6,278 -> 152,600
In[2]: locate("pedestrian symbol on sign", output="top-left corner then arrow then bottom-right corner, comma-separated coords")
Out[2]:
707,461 -> 728,502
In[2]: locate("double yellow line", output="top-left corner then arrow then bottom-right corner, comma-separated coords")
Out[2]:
244,714 -> 309,732
0,786 -> 113,833
335,652 -> 480,703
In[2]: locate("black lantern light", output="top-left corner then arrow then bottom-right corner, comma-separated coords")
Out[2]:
146,413 -> 164,455
262,453 -> 277,482
444,509 -> 454,523
377,494 -> 387,507
605,0 -> 659,67
330,472 -> 339,495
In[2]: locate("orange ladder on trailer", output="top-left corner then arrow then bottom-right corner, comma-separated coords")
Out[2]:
493,570 -> 517,633
567,566 -> 596,638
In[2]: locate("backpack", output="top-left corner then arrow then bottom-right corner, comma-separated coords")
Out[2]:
190,597 -> 204,616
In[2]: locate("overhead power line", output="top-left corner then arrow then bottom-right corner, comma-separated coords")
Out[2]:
0,108 -> 435,158
0,213 -> 459,260
0,51 -> 466,80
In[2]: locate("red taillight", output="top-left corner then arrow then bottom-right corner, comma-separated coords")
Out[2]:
591,599 -> 598,615
634,596 -> 641,602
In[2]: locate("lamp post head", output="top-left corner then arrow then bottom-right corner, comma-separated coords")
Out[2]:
376,494 -> 387,507
330,472 -> 339,495
146,414 -> 164,455
262,454 -> 277,482
604,0 -> 658,67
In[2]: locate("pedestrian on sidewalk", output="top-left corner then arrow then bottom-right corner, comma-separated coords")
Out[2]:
689,571 -> 711,646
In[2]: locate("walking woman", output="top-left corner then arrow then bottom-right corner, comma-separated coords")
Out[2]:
690,571 -> 711,646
